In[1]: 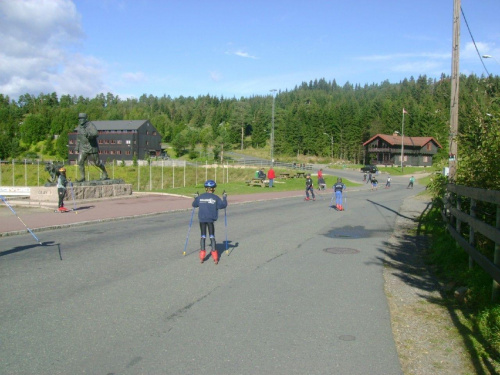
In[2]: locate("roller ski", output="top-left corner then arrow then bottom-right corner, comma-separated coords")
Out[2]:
55,206 -> 72,213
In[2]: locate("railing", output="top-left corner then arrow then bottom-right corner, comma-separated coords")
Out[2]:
441,184 -> 500,301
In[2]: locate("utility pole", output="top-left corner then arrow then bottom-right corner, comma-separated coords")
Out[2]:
449,0 -> 460,182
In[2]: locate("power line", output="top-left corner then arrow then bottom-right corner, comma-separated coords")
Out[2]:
460,6 -> 490,76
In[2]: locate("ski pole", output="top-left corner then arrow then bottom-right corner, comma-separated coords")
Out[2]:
1,195 -> 42,245
183,207 -> 195,256
183,192 -> 198,256
223,190 -> 228,255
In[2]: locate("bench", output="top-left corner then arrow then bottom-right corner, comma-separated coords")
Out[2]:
246,178 -> 269,187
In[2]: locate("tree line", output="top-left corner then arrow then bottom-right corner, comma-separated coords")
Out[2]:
0,73 -> 499,186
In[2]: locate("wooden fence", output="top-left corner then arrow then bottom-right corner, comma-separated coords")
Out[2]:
442,184 -> 500,301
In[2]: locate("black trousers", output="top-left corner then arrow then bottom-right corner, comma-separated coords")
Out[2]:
58,188 -> 66,208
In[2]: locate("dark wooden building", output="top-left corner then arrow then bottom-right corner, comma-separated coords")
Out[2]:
68,120 -> 162,163
362,132 -> 442,167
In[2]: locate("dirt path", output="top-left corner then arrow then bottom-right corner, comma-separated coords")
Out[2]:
384,194 -> 474,374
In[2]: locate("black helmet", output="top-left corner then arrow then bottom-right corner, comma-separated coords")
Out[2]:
204,180 -> 216,188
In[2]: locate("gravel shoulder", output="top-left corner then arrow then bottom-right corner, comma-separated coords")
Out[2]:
384,194 -> 475,374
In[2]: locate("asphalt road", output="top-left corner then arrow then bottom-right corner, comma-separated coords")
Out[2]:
0,177 -> 422,374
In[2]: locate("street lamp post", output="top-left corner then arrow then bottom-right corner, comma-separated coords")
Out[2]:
270,89 -> 277,165
323,133 -> 333,160
482,54 -> 500,65
394,130 -> 404,172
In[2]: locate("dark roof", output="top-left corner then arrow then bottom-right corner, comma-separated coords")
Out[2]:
90,120 -> 150,131
363,133 -> 442,148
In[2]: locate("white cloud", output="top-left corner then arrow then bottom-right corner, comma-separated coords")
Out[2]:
225,49 -> 258,59
122,71 -> 147,83
210,71 -> 223,82
0,0 -> 107,100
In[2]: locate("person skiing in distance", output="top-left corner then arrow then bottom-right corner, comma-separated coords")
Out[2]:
333,177 -> 346,211
385,175 -> 391,188
57,167 -> 69,212
192,180 -> 227,264
305,173 -> 315,201
407,176 -> 415,189
317,168 -> 326,191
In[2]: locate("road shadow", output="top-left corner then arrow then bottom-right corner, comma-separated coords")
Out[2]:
0,241 -> 63,260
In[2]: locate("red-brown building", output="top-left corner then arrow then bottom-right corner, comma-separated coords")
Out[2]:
362,132 -> 442,167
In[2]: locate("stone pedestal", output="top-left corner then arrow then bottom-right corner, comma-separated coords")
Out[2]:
30,183 -> 132,202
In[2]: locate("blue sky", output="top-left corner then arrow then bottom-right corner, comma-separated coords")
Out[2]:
1,0 -> 499,101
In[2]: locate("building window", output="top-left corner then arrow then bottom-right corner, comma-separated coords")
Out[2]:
117,140 -> 122,144
423,156 -> 429,162
126,139 -> 131,145
426,143 -> 432,151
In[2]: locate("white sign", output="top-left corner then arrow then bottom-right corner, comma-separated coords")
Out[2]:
0,186 -> 31,196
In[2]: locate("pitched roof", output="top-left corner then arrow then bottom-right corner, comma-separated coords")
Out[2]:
363,133 -> 442,148
90,120 -> 150,131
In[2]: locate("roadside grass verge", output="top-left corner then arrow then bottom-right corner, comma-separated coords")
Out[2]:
0,163 -> 360,195
418,203 -> 500,373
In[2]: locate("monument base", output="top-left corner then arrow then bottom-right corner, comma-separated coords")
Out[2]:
31,183 -> 132,202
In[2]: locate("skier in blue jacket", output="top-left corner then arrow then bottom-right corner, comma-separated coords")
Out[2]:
192,180 -> 227,264
333,177 -> 346,211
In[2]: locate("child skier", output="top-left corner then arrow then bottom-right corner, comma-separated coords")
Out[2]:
333,177 -> 346,211
305,173 -> 315,201
407,176 -> 415,189
192,180 -> 228,264
57,167 -> 69,212
385,175 -> 391,188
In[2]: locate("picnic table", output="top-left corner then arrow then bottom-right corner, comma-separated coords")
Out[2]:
295,172 -> 306,178
246,178 -> 269,187
279,173 -> 291,179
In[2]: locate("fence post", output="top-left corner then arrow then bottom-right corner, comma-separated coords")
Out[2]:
469,198 -> 476,269
493,206 -> 500,301
137,161 -> 140,191
456,196 -> 462,250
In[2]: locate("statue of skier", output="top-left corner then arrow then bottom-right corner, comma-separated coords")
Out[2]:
76,113 -> 108,182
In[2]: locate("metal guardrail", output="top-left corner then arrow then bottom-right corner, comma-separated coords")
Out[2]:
441,184 -> 500,301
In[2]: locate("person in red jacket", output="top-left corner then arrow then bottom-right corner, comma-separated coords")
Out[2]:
267,167 -> 276,188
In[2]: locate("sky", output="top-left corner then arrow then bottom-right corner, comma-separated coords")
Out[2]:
1,0 -> 499,102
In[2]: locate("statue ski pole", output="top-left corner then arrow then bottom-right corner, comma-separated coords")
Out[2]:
1,195 -> 42,245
